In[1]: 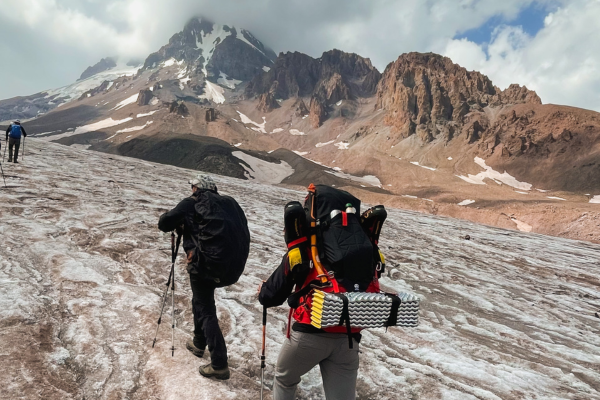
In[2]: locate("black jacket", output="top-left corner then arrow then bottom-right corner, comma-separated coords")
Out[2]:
158,195 -> 198,255
6,124 -> 27,141
258,251 -> 310,308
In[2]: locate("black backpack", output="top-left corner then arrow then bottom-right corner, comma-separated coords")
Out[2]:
305,185 -> 376,292
191,190 -> 250,287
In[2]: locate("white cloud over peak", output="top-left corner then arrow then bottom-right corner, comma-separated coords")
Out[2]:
443,0 -> 600,111
1,0 -> 599,115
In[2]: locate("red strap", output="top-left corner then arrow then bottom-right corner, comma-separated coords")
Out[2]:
342,212 -> 348,226
287,236 -> 308,249
331,278 -> 340,292
286,308 -> 293,338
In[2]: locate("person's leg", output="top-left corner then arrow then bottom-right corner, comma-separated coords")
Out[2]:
273,330 -> 329,400
189,274 -> 227,368
7,138 -> 14,162
13,139 -> 20,162
319,336 -> 360,400
188,273 -> 207,350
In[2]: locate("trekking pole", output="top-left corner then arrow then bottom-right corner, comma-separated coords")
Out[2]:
22,136 -> 25,161
260,306 -> 267,400
151,231 -> 181,351
151,263 -> 174,348
171,232 -> 181,356
0,161 -> 7,188
2,139 -> 6,162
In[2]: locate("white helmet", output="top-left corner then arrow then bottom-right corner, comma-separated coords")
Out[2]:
189,174 -> 217,192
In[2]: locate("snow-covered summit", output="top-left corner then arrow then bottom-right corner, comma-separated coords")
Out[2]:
140,17 -> 276,82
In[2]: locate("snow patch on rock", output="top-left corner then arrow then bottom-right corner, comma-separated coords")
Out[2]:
457,157 -> 532,190
590,195 -> 600,204
232,151 -> 294,184
316,140 -> 334,147
116,121 -> 153,134
325,170 -> 382,187
137,111 -> 158,118
111,94 -> 139,110
290,129 -> 305,136
236,111 -> 267,133
410,161 -> 437,171
458,200 -> 475,206
200,81 -> 225,104
217,72 -> 242,89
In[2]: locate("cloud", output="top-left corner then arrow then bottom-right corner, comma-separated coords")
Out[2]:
1,0 -> 598,114
443,0 -> 600,111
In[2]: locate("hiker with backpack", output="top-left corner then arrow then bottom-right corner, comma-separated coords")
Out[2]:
5,120 -> 27,163
158,174 -> 250,380
258,184 -> 393,400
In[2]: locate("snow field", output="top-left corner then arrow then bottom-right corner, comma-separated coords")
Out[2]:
0,139 -> 599,399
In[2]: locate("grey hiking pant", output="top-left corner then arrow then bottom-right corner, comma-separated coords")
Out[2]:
273,330 -> 359,400
8,137 -> 20,162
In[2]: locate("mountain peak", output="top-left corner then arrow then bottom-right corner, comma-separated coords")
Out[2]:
78,57 -> 117,81
140,17 -> 276,82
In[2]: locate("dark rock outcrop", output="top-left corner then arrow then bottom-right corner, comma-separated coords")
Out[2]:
205,108 -> 216,122
169,101 -> 189,116
138,89 -> 154,106
79,58 -> 117,81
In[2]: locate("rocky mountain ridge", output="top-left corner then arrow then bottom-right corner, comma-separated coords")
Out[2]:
245,49 -> 381,127
78,57 -> 117,81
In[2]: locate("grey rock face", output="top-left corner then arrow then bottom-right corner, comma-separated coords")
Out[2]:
79,58 -> 117,81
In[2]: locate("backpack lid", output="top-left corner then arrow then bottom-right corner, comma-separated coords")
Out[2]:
310,185 -> 361,220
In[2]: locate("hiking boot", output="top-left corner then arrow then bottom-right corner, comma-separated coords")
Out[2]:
199,364 -> 230,380
13,160 -> 18,163
7,159 -> 11,163
186,339 -> 205,358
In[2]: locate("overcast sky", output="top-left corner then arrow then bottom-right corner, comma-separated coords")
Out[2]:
1,0 -> 599,111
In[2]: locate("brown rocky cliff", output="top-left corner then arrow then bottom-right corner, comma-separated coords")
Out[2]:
375,52 -> 540,142
245,49 -> 381,127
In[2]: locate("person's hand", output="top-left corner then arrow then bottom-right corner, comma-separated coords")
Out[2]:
175,225 -> 183,236
257,281 -> 265,297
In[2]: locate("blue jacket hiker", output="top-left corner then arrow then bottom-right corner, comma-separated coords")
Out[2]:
5,120 -> 27,163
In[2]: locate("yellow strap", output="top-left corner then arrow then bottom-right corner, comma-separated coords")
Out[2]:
378,249 -> 385,264
288,247 -> 303,271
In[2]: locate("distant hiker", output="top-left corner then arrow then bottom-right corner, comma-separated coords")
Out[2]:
158,174 -> 250,380
258,184 -> 393,400
5,120 -> 27,163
